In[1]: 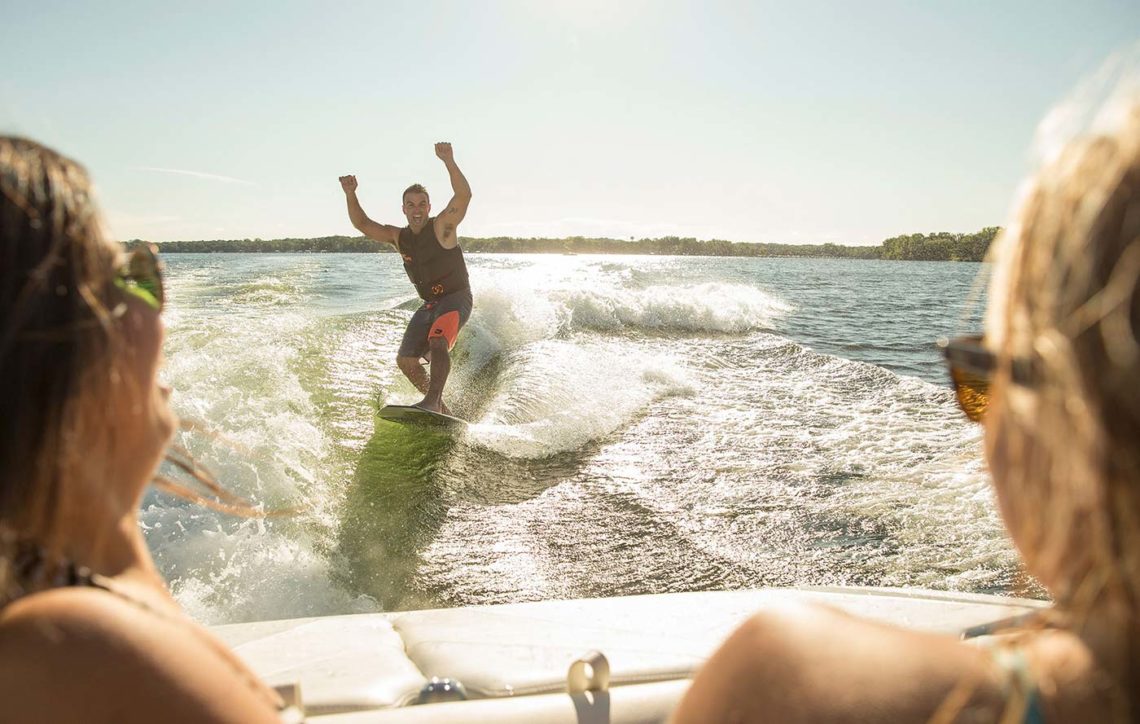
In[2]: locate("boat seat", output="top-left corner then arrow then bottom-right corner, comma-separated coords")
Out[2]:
216,614 -> 429,713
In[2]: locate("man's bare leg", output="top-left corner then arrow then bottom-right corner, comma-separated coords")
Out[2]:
397,355 -> 430,395
398,351 -> 452,415
415,337 -> 451,414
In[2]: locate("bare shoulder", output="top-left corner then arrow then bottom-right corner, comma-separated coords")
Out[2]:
673,603 -> 1008,724
1023,629 -> 1119,723
366,221 -> 401,246
433,214 -> 461,249
381,223 -> 403,245
0,587 -> 280,723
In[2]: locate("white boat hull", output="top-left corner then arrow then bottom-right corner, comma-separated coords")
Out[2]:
212,586 -> 1046,722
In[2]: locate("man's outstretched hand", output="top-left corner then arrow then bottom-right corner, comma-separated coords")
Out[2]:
434,142 -> 454,163
339,175 -> 358,193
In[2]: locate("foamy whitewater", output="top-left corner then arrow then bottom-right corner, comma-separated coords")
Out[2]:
146,253 -> 1025,625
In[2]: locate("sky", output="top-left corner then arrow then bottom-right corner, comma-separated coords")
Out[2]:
2,1 -> 1137,245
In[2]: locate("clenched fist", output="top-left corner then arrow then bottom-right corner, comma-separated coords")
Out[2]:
338,175 -> 358,193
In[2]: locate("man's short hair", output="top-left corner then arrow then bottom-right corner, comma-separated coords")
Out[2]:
403,184 -> 429,203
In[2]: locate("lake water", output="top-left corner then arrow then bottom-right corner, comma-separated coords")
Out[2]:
146,252 -> 1029,625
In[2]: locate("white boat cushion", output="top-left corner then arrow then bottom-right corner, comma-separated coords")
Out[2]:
212,586 -> 1047,718
216,614 -> 428,713
388,588 -> 1045,700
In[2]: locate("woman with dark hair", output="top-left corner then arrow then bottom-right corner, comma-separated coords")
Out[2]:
0,137 -> 286,722
673,97 -> 1140,722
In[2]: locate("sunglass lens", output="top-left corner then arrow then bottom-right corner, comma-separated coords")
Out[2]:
950,367 -> 989,422
128,246 -> 165,310
135,275 -> 162,307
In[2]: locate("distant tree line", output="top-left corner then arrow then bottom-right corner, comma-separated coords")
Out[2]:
140,235 -> 378,254
139,227 -> 1001,262
879,227 -> 1000,262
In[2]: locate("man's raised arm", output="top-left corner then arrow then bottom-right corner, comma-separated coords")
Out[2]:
433,143 -> 472,249
339,175 -> 399,245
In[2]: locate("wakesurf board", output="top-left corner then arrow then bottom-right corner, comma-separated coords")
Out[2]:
377,404 -> 467,430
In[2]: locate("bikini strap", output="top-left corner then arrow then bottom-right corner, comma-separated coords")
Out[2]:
991,647 -> 1047,724
1,536 -> 99,607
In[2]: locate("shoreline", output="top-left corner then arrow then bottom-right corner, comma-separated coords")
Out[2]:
136,227 -> 1000,262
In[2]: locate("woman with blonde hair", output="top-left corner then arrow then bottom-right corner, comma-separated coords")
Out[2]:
673,94 -> 1140,721
0,137 -> 287,722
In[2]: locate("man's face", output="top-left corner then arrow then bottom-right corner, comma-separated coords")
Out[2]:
403,192 -> 430,227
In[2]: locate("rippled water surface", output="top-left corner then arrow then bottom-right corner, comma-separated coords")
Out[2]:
145,253 -> 1030,625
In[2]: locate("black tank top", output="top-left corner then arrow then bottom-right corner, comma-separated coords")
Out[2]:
397,220 -> 470,300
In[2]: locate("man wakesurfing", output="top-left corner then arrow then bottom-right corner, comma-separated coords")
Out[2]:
338,142 -> 473,415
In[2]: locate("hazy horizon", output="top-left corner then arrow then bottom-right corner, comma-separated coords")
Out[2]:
142,227 -> 993,248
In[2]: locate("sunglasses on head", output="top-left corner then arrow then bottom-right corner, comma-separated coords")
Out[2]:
937,335 -> 1036,422
113,243 -> 165,312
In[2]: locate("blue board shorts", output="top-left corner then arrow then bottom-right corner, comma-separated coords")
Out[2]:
397,288 -> 473,359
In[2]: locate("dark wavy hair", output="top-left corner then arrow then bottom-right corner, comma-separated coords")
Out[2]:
0,136 -> 121,542
0,138 -> 273,584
